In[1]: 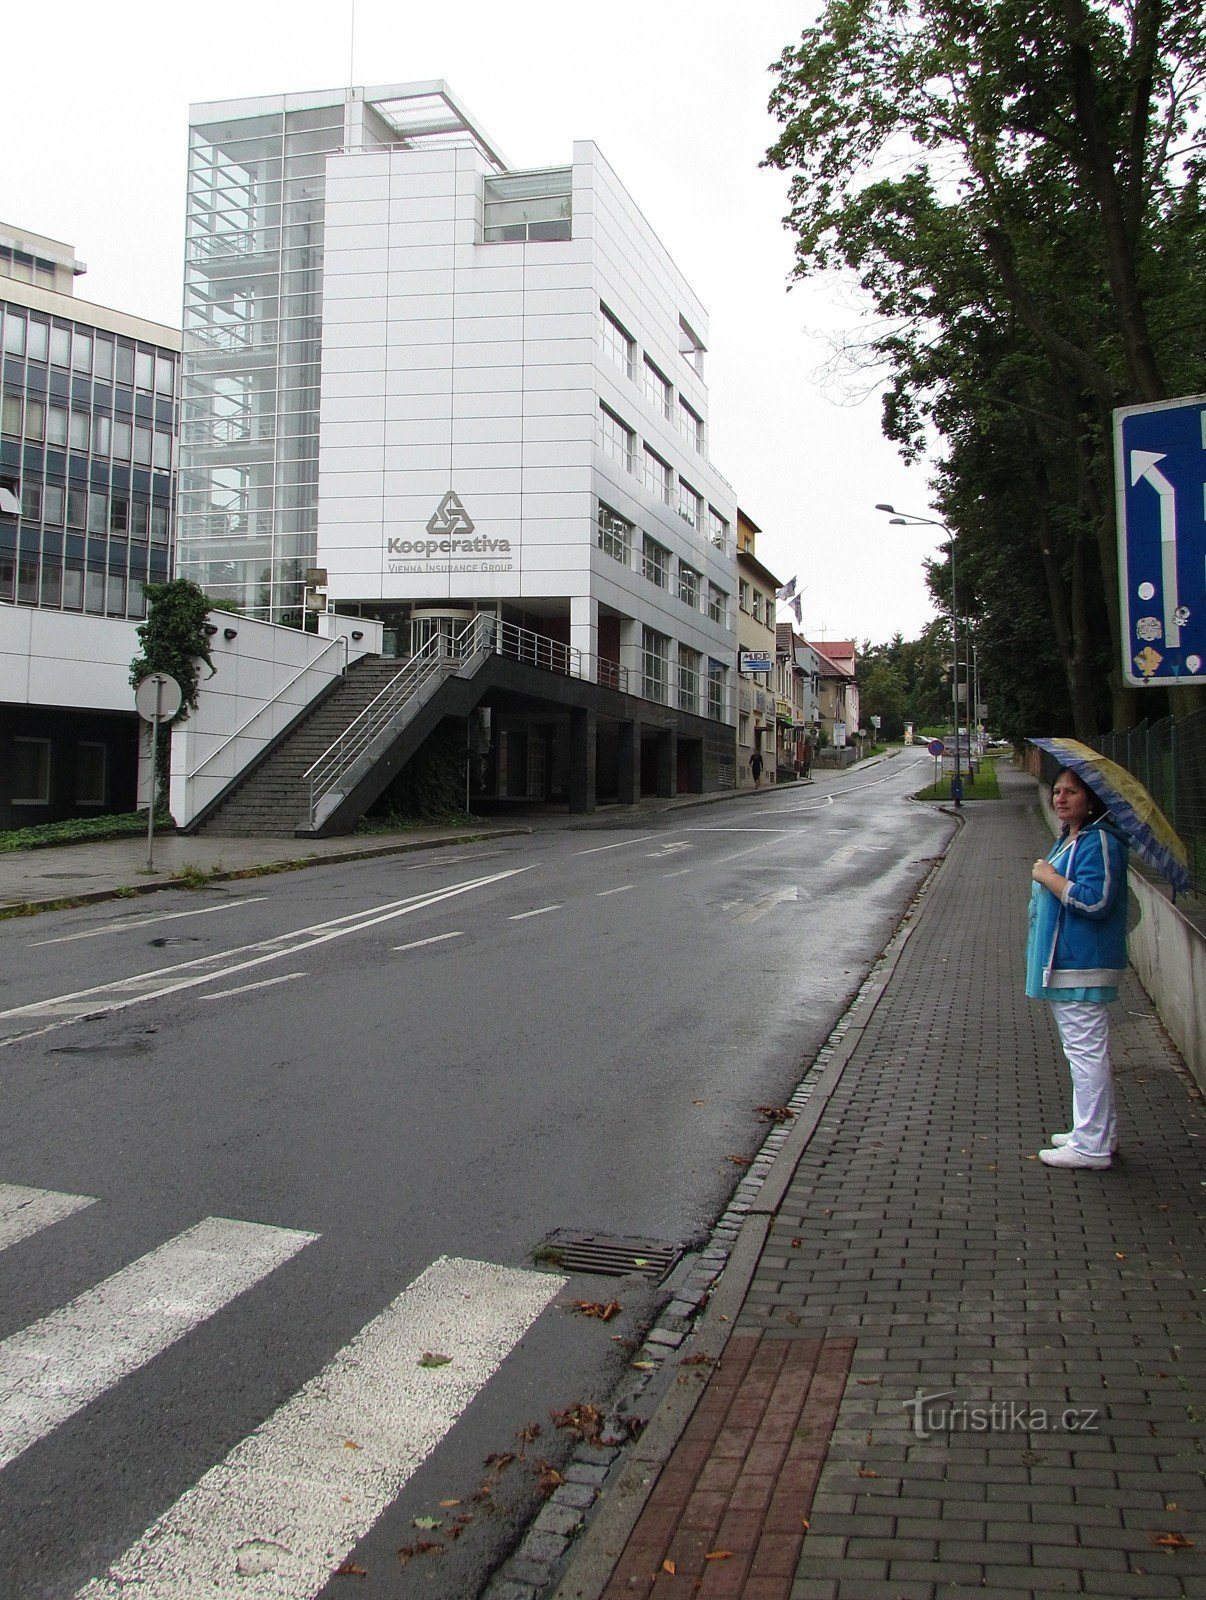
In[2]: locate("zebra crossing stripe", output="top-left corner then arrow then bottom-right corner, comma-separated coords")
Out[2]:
76,1255 -> 566,1599
0,1217 -> 317,1472
0,1183 -> 96,1252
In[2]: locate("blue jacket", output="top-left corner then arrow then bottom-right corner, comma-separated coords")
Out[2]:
1025,817 -> 1129,1002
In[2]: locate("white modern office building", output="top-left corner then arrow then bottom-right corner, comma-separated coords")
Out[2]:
178,84 -> 738,813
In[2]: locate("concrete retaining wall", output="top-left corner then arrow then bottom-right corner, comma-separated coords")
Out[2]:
1128,876 -> 1206,1092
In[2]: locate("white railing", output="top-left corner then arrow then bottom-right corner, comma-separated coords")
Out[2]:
189,633 -> 348,782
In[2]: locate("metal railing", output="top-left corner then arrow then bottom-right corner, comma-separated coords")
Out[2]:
302,614 -> 585,828
1038,708 -> 1206,896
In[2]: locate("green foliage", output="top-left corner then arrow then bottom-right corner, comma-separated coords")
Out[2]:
370,720 -> 471,823
916,762 -> 1002,802
129,578 -> 216,715
0,810 -> 173,853
766,0 -> 1206,733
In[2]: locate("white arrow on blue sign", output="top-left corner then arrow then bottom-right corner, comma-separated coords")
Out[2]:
1114,392 -> 1206,686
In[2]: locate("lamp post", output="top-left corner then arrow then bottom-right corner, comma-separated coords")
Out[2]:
875,504 -> 962,801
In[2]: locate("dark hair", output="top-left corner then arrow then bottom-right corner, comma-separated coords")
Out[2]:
1052,767 -> 1107,823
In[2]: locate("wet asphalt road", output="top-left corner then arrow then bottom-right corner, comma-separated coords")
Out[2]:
0,754 -> 953,1599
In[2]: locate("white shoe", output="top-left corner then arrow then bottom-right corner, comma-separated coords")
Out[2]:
1039,1145 -> 1111,1170
1051,1130 -> 1118,1154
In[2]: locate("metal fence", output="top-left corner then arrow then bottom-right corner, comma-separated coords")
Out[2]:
1039,709 -> 1206,897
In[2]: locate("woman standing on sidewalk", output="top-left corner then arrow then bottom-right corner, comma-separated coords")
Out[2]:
1026,768 -> 1129,1170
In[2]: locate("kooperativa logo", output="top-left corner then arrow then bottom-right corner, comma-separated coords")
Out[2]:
426,490 -> 475,538
385,489 -> 514,574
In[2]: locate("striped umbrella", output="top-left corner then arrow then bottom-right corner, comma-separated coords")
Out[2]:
1030,736 -> 1190,897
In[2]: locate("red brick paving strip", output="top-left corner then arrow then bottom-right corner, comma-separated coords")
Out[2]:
600,1333 -> 855,1598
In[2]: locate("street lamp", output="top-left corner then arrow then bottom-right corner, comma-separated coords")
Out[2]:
875,504 -> 962,802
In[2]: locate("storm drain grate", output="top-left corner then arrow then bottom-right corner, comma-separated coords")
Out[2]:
535,1230 -> 682,1283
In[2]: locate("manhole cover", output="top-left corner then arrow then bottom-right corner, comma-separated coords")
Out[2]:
535,1230 -> 681,1283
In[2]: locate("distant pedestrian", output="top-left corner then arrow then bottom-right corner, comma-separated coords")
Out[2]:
800,737 -> 812,779
749,749 -> 764,789
1025,767 -> 1129,1170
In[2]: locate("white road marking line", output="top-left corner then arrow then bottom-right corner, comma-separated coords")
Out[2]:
199,972 -> 307,1001
0,1217 -> 317,1472
662,868 -> 693,878
575,834 -> 657,854
393,931 -> 465,952
406,850 -> 505,868
508,905 -> 562,920
0,868 -> 530,1050
596,884 -> 633,896
30,898 -> 269,947
0,1184 -> 96,1252
76,1256 -> 565,1600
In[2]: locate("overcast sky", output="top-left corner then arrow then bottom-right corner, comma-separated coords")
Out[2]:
1,0 -> 944,645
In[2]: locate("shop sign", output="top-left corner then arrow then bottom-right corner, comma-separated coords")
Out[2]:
739,648 -> 773,674
386,490 -> 514,576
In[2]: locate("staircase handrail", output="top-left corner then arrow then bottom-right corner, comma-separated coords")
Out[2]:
188,633 -> 349,780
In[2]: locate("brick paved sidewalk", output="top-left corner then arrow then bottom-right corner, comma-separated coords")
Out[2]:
584,766 -> 1206,1600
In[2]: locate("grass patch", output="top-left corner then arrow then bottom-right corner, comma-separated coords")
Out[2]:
0,811 -> 173,853
355,811 -> 475,834
915,761 -> 1001,802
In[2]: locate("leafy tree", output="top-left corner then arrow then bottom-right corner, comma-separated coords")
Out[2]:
766,0 -> 1206,733
129,579 -> 216,714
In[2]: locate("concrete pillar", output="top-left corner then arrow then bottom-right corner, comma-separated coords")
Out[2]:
619,618 -> 642,697
570,594 -> 599,684
656,728 -> 678,799
569,706 -> 597,814
617,719 -> 641,805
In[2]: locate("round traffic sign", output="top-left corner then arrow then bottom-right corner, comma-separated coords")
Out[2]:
927,738 -> 946,757
135,672 -> 183,723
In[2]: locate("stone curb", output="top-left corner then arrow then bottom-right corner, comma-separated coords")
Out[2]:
484,798 -> 965,1600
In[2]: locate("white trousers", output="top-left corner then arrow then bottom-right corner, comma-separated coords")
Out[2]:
1051,1001 -> 1116,1157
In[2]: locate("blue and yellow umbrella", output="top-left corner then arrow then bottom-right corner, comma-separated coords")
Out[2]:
1030,736 -> 1191,897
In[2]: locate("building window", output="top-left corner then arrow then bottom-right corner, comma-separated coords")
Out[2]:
678,647 -> 701,713
88,491 -> 108,534
1,392 -> 20,436
739,579 -> 751,613
678,562 -> 700,609
25,398 -> 45,444
708,583 -> 728,626
739,712 -> 751,745
13,738 -> 51,804
597,501 -> 632,565
680,398 -> 703,454
76,743 -> 107,806
642,628 -> 669,704
678,479 -> 702,528
644,358 -> 672,419
483,168 -> 572,242
679,316 -> 706,374
599,404 -> 635,474
642,535 -> 670,589
47,405 -> 68,447
707,658 -> 727,720
50,325 -> 71,367
600,304 -> 635,380
3,312 -> 26,356
150,504 -> 169,544
21,480 -> 42,520
753,592 -> 763,624
708,507 -> 730,553
644,448 -> 672,505
27,319 -> 49,362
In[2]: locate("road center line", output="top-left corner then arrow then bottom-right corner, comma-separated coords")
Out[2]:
0,1217 -> 317,1472
30,897 -> 269,948
199,972 -> 307,1001
508,905 -> 562,920
597,884 -> 633,896
76,1256 -> 566,1600
575,834 -> 657,854
393,932 -> 465,952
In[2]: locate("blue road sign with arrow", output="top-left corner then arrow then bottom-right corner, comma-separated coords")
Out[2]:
1114,393 -> 1206,687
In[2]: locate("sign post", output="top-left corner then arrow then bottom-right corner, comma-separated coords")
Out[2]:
1114,393 -> 1206,686
927,738 -> 946,794
135,672 -> 183,871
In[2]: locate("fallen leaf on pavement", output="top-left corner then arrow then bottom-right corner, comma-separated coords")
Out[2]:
1115,1252 -> 1127,1260
801,1518 -> 810,1531
704,1550 -> 733,1560
1152,1533 -> 1195,1548
756,1105 -> 795,1123
483,1451 -> 516,1472
857,1468 -> 879,1478
516,1422 -> 542,1445
551,1403 -> 605,1442
568,1299 -> 622,1321
662,1558 -> 676,1574
726,1155 -> 753,1166
418,1352 -> 452,1367
335,1563 -> 367,1577
533,1459 -> 563,1497
439,1499 -> 462,1508
412,1516 -> 441,1530
632,1360 -> 656,1370
791,1238 -> 802,1248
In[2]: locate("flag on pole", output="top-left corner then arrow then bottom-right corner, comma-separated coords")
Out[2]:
775,576 -> 798,603
790,594 -> 802,624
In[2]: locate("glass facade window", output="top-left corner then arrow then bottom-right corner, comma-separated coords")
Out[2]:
483,168 -> 572,242
3,311 -> 26,355
707,658 -> 727,720
680,399 -> 703,454
678,563 -> 700,608
708,507 -> 730,553
76,743 -> 107,806
599,404 -> 634,474
600,304 -> 635,380
644,358 -> 672,419
708,583 -> 728,626
678,647 -> 701,713
678,479 -> 702,528
0,292 -> 178,619
641,535 -> 670,589
644,448 -> 672,505
642,628 -> 669,704
597,501 -> 632,565
13,739 -> 51,805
